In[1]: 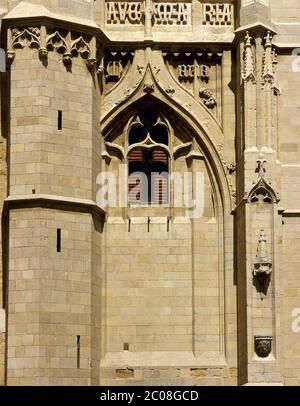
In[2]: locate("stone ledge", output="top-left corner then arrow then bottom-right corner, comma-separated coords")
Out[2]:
3,194 -> 106,216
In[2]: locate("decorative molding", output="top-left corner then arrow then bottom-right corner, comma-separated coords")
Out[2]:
3,194 -> 106,216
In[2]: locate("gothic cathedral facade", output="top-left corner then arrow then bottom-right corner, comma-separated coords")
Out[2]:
0,0 -> 300,386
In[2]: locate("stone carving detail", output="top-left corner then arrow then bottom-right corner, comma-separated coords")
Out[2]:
8,26 -> 97,71
11,27 -> 40,49
253,229 -> 272,278
254,336 -> 272,358
106,61 -> 123,80
46,31 -> 68,54
247,155 -> 280,204
242,31 -> 255,83
137,65 -> 145,75
262,31 -> 278,86
154,2 -> 191,25
103,51 -> 134,88
105,1 -> 191,26
226,163 -> 236,174
179,64 -> 209,81
165,86 -> 175,96
143,83 -> 155,94
199,88 -> 216,109
202,3 -> 234,26
164,51 -> 222,110
106,1 -> 144,24
70,36 -> 91,59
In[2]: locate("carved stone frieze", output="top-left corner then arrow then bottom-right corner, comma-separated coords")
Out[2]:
105,1 -> 234,27
202,3 -> 234,26
11,27 -> 40,49
8,26 -> 97,72
105,1 -> 192,26
46,30 -> 68,54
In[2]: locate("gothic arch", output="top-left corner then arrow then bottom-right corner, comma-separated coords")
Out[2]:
101,91 -> 232,215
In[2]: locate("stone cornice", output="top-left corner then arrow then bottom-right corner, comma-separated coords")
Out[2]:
235,22 -> 277,36
3,194 -> 106,216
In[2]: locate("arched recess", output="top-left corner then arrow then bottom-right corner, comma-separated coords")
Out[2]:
99,92 -> 234,365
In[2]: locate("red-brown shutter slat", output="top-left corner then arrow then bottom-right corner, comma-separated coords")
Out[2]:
152,149 -> 168,164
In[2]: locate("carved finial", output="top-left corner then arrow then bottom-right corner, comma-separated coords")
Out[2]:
262,31 -> 276,84
243,31 -> 255,82
256,154 -> 267,178
264,31 -> 272,48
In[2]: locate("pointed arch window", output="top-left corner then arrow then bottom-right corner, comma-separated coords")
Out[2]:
127,112 -> 170,205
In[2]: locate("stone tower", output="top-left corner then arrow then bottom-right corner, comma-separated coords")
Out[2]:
0,0 -> 300,386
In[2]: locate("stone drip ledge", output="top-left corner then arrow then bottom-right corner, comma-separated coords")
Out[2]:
3,194 -> 106,216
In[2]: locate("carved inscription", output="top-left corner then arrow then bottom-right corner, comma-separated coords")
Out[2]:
106,1 -> 191,26
202,3 -> 234,26
106,2 -> 143,24
179,64 -> 209,80
154,3 -> 191,25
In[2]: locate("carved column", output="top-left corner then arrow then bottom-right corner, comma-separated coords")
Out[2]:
236,0 -> 283,386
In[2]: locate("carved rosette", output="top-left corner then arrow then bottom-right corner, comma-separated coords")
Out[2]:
255,336 -> 272,358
